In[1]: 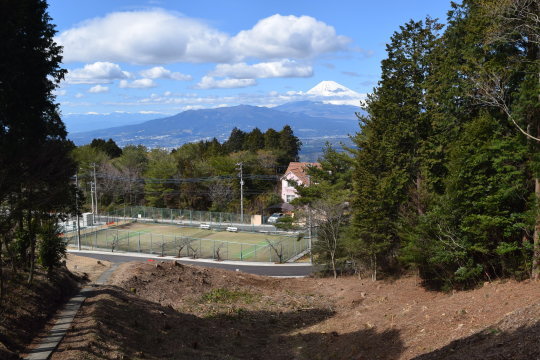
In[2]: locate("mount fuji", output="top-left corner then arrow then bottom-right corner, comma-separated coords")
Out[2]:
305,80 -> 363,106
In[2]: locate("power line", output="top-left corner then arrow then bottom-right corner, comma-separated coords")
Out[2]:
93,172 -> 280,184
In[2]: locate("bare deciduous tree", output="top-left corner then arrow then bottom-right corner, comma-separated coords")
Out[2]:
265,238 -> 285,263
188,243 -> 199,259
175,237 -> 194,258
214,242 -> 226,261
207,180 -> 234,211
311,200 -> 349,279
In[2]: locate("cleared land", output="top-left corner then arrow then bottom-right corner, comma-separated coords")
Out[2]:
46,257 -> 540,360
67,222 -> 307,262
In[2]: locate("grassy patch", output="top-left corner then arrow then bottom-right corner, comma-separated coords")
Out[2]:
200,288 -> 258,304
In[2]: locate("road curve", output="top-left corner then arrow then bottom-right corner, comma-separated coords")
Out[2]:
69,250 -> 315,277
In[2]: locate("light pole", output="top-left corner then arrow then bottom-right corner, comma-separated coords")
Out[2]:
236,162 -> 244,223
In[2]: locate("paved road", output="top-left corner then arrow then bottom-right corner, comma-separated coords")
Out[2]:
71,250 -> 315,277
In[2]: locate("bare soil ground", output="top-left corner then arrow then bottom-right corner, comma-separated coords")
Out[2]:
65,253 -> 112,282
48,257 -> 540,360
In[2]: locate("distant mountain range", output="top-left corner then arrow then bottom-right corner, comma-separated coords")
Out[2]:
67,81 -> 365,160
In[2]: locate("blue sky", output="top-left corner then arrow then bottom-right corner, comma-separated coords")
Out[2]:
48,0 -> 452,130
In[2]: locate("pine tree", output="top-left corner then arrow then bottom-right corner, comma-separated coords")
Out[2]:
0,0 -> 76,285
351,18 -> 442,278
224,127 -> 245,153
244,128 -> 265,152
401,0 -> 537,288
278,125 -> 302,166
264,128 -> 281,150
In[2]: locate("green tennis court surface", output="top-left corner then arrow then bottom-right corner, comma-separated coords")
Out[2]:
66,221 -> 308,262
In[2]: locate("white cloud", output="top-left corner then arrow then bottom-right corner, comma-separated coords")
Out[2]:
210,60 -> 312,79
119,78 -> 157,89
75,93 -> 85,98
57,10 -> 350,64
85,111 -> 108,115
57,10 -> 231,64
65,62 -> 131,84
140,66 -> 192,81
230,14 -> 350,60
88,84 -> 109,93
138,110 -> 165,114
195,76 -> 256,89
179,105 -> 206,111
54,89 -> 67,96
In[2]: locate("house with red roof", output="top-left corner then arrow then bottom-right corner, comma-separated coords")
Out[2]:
280,162 -> 321,203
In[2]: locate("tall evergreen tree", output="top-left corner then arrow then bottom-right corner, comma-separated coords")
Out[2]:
90,138 -> 122,158
401,0 -> 537,288
224,127 -> 245,153
264,128 -> 281,150
278,125 -> 302,165
0,0 -> 76,284
244,127 -> 265,152
351,18 -> 442,277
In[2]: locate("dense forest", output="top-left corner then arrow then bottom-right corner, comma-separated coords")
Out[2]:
74,125 -> 301,214
300,0 -> 540,289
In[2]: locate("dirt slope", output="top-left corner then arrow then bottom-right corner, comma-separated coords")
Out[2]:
0,265 -> 81,360
50,260 -> 540,359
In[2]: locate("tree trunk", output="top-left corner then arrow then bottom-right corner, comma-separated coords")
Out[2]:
27,212 -> 35,285
372,254 -> 377,282
416,173 -> 424,216
331,252 -> 337,279
533,46 -> 540,280
0,237 -> 3,303
3,235 -> 17,274
532,178 -> 540,280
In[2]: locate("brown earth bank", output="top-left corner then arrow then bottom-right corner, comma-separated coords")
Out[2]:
0,254 -> 111,360
0,265 -> 78,359
47,258 -> 540,360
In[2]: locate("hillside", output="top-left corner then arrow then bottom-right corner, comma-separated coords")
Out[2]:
68,101 -> 362,159
46,257 -> 540,360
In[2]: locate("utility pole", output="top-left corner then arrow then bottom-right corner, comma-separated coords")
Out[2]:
90,182 -> 95,214
93,163 -> 98,223
236,162 -> 244,223
75,173 -> 81,250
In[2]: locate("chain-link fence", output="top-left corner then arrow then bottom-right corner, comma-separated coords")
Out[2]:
102,206 -> 252,226
64,223 -> 309,263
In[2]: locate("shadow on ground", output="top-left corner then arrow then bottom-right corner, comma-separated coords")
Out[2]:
0,268 -> 81,359
415,303 -> 540,360
53,286 -> 405,360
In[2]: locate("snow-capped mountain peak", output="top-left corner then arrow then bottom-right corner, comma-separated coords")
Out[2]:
306,81 -> 362,105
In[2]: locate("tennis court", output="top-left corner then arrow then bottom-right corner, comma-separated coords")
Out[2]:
66,221 -> 308,262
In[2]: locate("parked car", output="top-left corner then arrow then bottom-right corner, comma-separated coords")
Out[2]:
267,213 -> 284,224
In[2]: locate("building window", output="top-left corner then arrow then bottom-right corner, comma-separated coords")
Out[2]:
286,195 -> 296,203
